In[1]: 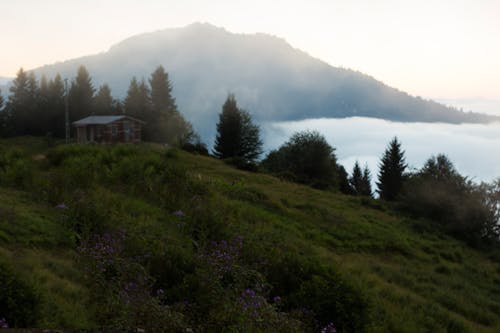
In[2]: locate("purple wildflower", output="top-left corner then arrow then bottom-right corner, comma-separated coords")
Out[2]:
320,323 -> 337,333
0,318 -> 8,328
272,296 -> 282,304
172,210 -> 185,217
204,236 -> 243,277
239,288 -> 267,318
55,203 -> 68,209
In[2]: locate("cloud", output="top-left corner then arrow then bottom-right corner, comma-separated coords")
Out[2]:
263,117 -> 500,183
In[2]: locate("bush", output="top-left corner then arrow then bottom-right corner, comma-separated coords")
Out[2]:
400,155 -> 498,245
261,131 -> 338,189
265,254 -> 371,332
0,148 -> 34,188
0,261 -> 40,327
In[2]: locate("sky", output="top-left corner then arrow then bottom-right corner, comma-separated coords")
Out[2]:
1,0 -> 499,100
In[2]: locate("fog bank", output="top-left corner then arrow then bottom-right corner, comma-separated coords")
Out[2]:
263,117 -> 500,183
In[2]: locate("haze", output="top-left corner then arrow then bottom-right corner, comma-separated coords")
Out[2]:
1,0 -> 500,101
263,117 -> 500,184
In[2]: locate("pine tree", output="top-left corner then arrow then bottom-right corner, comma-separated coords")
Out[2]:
146,65 -> 195,144
69,65 -> 95,121
361,164 -> 373,197
47,74 -> 66,137
124,77 -> 151,120
337,165 -> 354,195
37,74 -> 51,135
350,161 -> 364,195
149,65 -> 176,116
213,94 -> 263,162
377,137 -> 407,201
0,88 -> 4,111
94,84 -> 115,115
6,68 -> 33,136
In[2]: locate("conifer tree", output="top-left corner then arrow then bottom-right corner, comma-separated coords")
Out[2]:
94,84 -> 115,115
0,88 -> 4,111
377,137 -> 407,201
337,165 -> 354,194
361,164 -> 373,197
69,65 -> 95,121
213,94 -> 263,162
6,68 -> 33,136
47,74 -> 66,137
149,65 -> 176,116
147,66 -> 192,144
124,77 -> 151,120
349,161 -> 364,195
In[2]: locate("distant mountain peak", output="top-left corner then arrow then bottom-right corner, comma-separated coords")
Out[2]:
29,23 -> 500,140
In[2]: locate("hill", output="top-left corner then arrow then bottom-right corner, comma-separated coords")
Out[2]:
0,138 -> 499,331
29,23 -> 499,139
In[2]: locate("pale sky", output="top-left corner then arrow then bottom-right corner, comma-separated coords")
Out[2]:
1,0 -> 499,99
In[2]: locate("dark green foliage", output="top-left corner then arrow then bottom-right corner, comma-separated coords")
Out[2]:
124,77 -> 151,119
3,68 -> 38,136
123,68 -> 197,145
361,164 -> 373,197
401,154 -> 497,245
213,94 -> 263,162
265,255 -> 370,332
69,65 -> 95,121
0,88 -> 4,110
93,84 -> 117,115
0,147 -> 34,188
350,161 -> 373,196
337,165 -> 354,194
261,130 -> 337,189
147,66 -> 194,144
0,260 -> 40,327
377,137 -> 407,201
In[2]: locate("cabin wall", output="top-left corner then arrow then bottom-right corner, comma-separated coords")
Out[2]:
74,119 -> 142,144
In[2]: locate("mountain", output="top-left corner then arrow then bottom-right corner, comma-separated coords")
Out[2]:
31,23 -> 499,138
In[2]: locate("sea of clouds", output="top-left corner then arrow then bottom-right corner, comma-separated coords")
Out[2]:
262,117 -> 500,184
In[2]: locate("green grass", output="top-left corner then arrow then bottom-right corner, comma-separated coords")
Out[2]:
0,137 -> 498,331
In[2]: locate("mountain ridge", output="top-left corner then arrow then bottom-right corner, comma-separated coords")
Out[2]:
13,23 -> 500,137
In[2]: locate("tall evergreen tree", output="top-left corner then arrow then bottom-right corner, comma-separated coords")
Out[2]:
94,84 -> 115,115
5,68 -> 33,136
361,164 -> 373,197
149,65 -> 176,116
349,162 -> 373,196
0,88 -> 4,111
147,66 -> 192,144
124,77 -> 151,120
47,74 -> 66,137
69,65 -> 95,121
37,74 -> 51,135
349,161 -> 364,195
377,137 -> 407,201
213,94 -> 263,162
337,165 -> 354,194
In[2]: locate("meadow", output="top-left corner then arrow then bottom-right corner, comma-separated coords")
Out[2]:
0,137 -> 499,332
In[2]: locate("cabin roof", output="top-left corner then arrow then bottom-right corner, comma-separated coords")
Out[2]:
72,115 -> 144,126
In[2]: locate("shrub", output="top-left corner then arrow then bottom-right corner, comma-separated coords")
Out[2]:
261,131 -> 338,189
0,261 -> 40,327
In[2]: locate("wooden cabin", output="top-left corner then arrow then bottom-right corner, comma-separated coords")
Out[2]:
72,115 -> 144,144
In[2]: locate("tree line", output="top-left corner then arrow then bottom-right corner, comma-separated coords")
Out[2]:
211,95 -> 499,246
0,67 -> 498,245
0,66 -> 199,145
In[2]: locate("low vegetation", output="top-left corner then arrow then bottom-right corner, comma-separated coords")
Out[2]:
0,137 -> 498,332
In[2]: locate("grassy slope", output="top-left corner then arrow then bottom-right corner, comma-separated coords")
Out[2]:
0,137 -> 499,332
